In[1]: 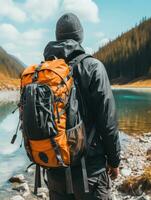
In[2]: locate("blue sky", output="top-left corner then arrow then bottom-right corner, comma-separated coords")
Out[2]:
0,0 -> 151,65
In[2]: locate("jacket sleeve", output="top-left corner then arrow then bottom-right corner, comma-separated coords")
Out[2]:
88,60 -> 121,168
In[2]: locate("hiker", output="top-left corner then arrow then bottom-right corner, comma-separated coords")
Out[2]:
43,13 -> 121,200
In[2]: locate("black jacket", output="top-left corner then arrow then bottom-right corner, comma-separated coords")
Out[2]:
44,39 -> 121,175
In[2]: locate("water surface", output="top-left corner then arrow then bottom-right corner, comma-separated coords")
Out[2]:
0,102 -> 28,189
0,89 -> 151,190
113,89 -> 151,134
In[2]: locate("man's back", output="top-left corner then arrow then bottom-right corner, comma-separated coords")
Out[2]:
44,13 -> 121,200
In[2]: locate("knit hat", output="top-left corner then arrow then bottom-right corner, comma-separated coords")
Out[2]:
56,13 -> 84,43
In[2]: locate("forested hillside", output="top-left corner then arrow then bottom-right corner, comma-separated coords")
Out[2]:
0,47 -> 24,78
0,47 -> 24,89
94,18 -> 151,83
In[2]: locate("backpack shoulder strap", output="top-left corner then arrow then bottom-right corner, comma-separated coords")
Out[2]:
69,53 -> 92,68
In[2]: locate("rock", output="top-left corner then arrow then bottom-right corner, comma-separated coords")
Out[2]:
22,191 -> 30,197
147,148 -> 151,155
38,187 -> 49,193
10,195 -> 25,200
145,133 -> 151,137
112,194 -> 121,200
12,183 -> 30,197
147,155 -> 151,161
139,137 -> 148,143
37,192 -> 48,199
26,167 -> 35,175
121,168 -> 132,177
9,174 -> 25,183
137,196 -> 151,200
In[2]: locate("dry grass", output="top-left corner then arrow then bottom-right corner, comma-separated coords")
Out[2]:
119,166 -> 151,195
0,73 -> 20,90
112,76 -> 151,88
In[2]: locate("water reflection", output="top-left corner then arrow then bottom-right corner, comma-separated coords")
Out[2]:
113,89 -> 151,135
0,102 -> 17,122
0,102 -> 28,187
0,90 -> 151,187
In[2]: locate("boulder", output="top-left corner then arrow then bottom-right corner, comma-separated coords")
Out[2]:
139,137 -> 148,143
9,174 -> 25,184
38,187 -> 49,193
12,183 -> 30,197
10,195 -> 25,200
121,168 -> 132,177
37,192 -> 48,200
147,148 -> 151,156
26,167 -> 35,175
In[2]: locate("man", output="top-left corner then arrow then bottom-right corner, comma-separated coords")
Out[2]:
44,13 -> 121,200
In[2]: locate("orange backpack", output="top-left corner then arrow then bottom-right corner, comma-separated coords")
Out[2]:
19,58 -> 86,168
10,54 -> 94,194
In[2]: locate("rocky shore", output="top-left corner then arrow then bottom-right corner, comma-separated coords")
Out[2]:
1,132 -> 149,200
112,132 -> 151,200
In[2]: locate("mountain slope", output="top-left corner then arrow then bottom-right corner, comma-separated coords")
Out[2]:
0,47 -> 24,90
94,18 -> 151,83
0,47 -> 24,78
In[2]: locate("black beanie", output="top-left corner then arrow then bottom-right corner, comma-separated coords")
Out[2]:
56,13 -> 84,43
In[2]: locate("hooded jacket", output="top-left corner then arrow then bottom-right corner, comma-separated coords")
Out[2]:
44,39 -> 121,175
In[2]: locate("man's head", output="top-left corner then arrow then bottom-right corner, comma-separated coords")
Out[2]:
55,13 -> 84,44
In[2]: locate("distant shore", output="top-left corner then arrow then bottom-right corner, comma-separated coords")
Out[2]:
112,85 -> 151,89
111,77 -> 151,89
111,87 -> 151,92
0,77 -> 151,103
0,90 -> 19,102
0,84 -> 151,104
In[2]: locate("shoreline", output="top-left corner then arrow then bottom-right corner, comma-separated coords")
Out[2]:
111,87 -> 151,92
0,90 -> 19,102
112,86 -> 151,89
0,132 -> 151,200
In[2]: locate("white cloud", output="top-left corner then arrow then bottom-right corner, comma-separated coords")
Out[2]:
3,43 -> 17,52
0,0 -> 27,22
0,24 -> 20,41
100,38 -> 110,47
24,0 -> 60,22
0,0 -> 61,23
22,29 -> 49,47
0,23 -> 48,47
63,0 -> 100,23
0,23 -> 49,65
85,47 -> 94,55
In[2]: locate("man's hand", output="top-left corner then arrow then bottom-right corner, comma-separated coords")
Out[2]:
107,165 -> 119,180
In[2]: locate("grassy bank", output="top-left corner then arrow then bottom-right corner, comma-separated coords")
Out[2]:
0,73 -> 20,90
112,77 -> 151,89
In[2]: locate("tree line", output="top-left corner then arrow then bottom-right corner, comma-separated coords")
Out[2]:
94,17 -> 151,82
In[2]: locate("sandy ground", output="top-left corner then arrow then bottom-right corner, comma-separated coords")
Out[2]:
112,77 -> 151,89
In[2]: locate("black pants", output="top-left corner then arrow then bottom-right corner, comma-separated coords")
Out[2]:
47,167 -> 112,200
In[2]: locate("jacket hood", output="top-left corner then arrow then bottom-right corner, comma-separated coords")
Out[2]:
43,39 -> 85,62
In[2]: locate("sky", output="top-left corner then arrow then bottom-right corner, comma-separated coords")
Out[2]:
0,0 -> 151,65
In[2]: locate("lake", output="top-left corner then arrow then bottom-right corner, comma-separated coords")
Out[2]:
0,89 -> 151,190
113,89 -> 151,135
0,102 -> 28,190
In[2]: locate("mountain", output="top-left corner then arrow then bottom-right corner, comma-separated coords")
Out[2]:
94,17 -> 151,84
0,47 -> 24,79
10,54 -> 26,68
0,47 -> 24,90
